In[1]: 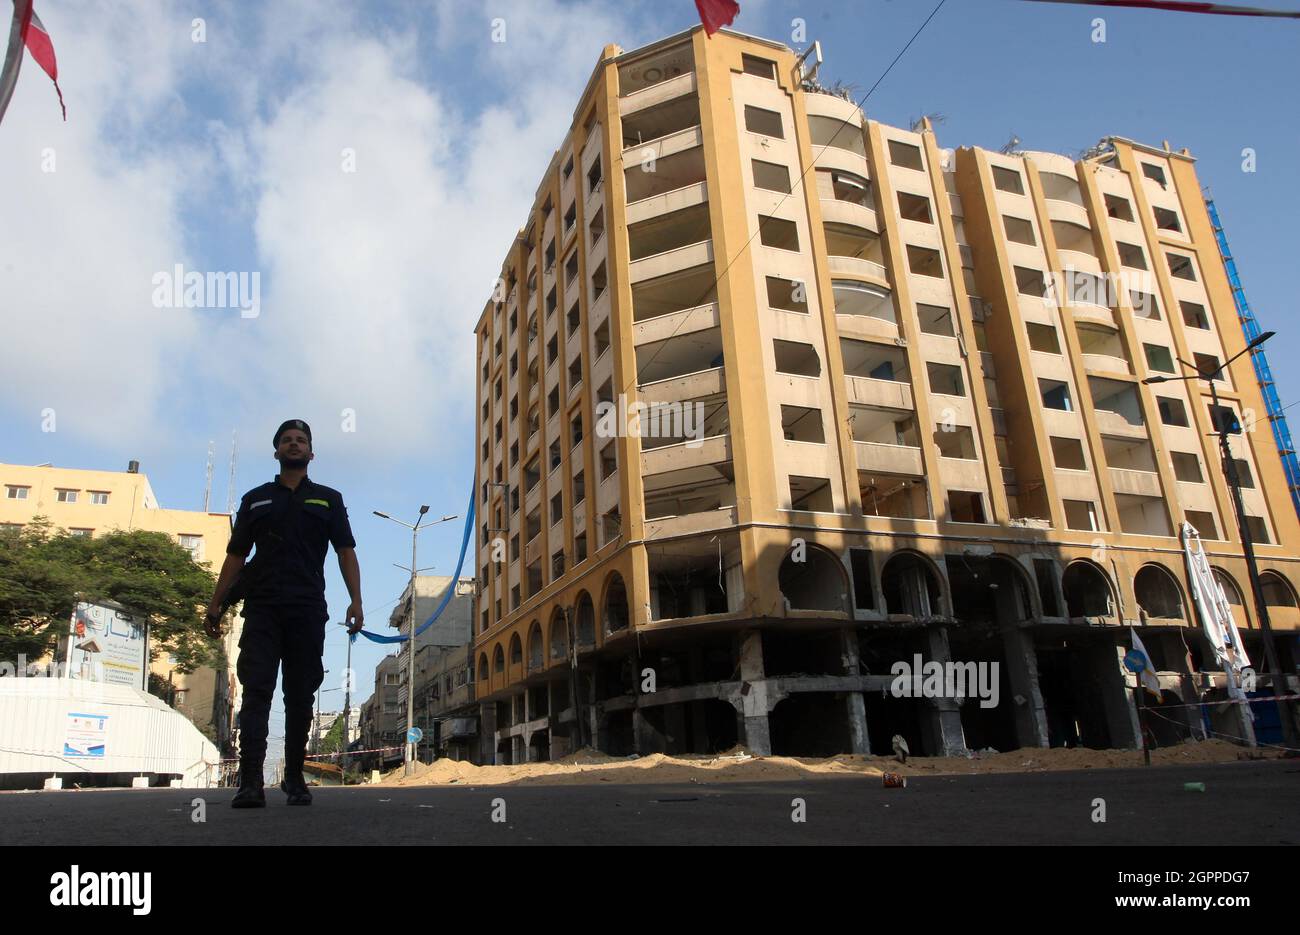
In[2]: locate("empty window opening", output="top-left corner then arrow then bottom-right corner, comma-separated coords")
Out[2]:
1116,241 -> 1147,270
1153,206 -> 1181,232
1051,436 -> 1087,470
788,475 -> 834,512
767,275 -> 809,313
888,140 -> 924,171
781,405 -> 825,443
927,362 -> 965,397
1062,562 -> 1113,618
752,159 -> 792,193
1170,452 -> 1203,483
934,424 -> 977,459
743,104 -> 783,138
774,338 -> 821,377
1040,379 -> 1072,411
1104,194 -> 1134,221
992,165 -> 1024,194
778,545 -> 847,611
917,302 -> 954,336
907,245 -> 944,278
759,214 -> 799,251
881,554 -> 943,618
1027,321 -> 1062,354
898,191 -> 933,223
834,280 -> 894,323
1180,301 -> 1209,330
1135,565 -> 1184,620
948,490 -> 988,523
1064,499 -> 1100,531
1003,215 -> 1036,245
1167,252 -> 1197,281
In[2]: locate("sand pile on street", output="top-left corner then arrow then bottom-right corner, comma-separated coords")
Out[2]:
375,739 -> 1272,787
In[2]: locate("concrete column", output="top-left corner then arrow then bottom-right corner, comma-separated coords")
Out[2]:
478,702 -> 497,765
923,627 -> 967,757
1002,625 -> 1049,749
633,707 -> 664,755
664,703 -> 687,754
1094,641 -> 1141,749
840,629 -> 870,755
737,630 -> 772,755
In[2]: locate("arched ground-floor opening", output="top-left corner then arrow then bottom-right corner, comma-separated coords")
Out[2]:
1033,630 -> 1127,749
770,693 -> 852,757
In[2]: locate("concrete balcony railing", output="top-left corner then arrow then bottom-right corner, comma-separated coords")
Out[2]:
634,302 -> 719,346
804,91 -> 865,128
1043,197 -> 1090,230
854,441 -> 923,476
1081,353 -> 1131,376
626,180 -> 708,226
1069,303 -> 1118,329
641,434 -> 732,477
1093,409 -> 1148,440
1057,248 -> 1101,275
1109,467 -> 1162,498
845,375 -> 914,411
643,505 -> 737,539
622,124 -> 702,163
819,198 -> 879,235
630,240 -> 713,284
827,254 -> 889,284
639,365 -> 726,406
524,533 -> 543,567
619,71 -> 696,116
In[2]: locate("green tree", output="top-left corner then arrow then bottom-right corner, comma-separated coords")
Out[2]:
319,714 -> 346,755
0,517 -> 222,675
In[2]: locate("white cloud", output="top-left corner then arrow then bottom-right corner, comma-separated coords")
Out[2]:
1,0 -> 651,467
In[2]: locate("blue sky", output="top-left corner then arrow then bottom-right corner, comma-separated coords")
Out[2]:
2,0 -> 1297,754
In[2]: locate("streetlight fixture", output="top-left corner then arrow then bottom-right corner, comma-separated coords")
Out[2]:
374,507 -> 459,776
1142,330 -> 1296,747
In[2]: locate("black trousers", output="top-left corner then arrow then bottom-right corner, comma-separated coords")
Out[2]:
235,602 -> 328,773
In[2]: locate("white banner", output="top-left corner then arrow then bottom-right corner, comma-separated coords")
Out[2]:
1180,522 -> 1253,714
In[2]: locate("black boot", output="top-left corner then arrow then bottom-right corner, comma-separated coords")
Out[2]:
231,761 -> 266,809
280,769 -> 312,806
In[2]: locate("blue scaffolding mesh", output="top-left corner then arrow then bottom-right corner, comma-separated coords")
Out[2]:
1205,197 -> 1300,518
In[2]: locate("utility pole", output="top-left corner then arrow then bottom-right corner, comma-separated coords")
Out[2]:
1144,331 -> 1297,748
374,507 -> 458,776
341,634 -> 352,785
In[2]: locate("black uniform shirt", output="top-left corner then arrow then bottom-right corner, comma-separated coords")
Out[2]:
227,473 -> 356,608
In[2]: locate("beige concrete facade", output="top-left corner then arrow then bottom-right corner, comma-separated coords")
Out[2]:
470,27 -> 1300,762
0,461 -> 243,750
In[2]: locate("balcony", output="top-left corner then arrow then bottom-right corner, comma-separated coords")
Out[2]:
620,70 -> 696,116
829,254 -> 888,282
626,180 -> 708,226
634,301 -> 720,346
622,93 -> 701,150
629,202 -> 712,284
846,375 -> 914,411
1110,467 -> 1162,498
1082,353 -> 1131,376
640,365 -> 726,406
855,441 -> 924,475
642,433 -> 732,477
627,257 -> 713,322
825,222 -> 888,284
1093,408 -> 1147,440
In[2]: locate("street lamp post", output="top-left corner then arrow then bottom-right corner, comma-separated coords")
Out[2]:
1143,330 -> 1297,747
374,507 -> 458,777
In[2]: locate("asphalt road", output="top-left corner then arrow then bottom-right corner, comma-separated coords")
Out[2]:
4,760 -> 1297,845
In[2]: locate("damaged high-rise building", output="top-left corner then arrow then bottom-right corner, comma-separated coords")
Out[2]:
470,25 -> 1300,763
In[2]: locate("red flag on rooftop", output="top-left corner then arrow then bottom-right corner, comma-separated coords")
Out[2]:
22,4 -> 66,120
695,0 -> 740,36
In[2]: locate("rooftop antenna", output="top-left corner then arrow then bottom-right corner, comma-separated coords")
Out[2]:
999,134 -> 1022,155
795,40 -> 823,84
226,430 -> 238,515
203,440 -> 215,512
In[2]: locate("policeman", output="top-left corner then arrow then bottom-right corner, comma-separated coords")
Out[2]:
205,419 -> 364,808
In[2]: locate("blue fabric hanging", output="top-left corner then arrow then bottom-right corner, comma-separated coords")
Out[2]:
352,482 -> 476,645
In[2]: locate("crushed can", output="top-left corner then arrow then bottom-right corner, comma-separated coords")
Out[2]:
883,772 -> 907,788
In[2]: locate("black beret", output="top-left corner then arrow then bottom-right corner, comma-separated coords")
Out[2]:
273,419 -> 312,449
